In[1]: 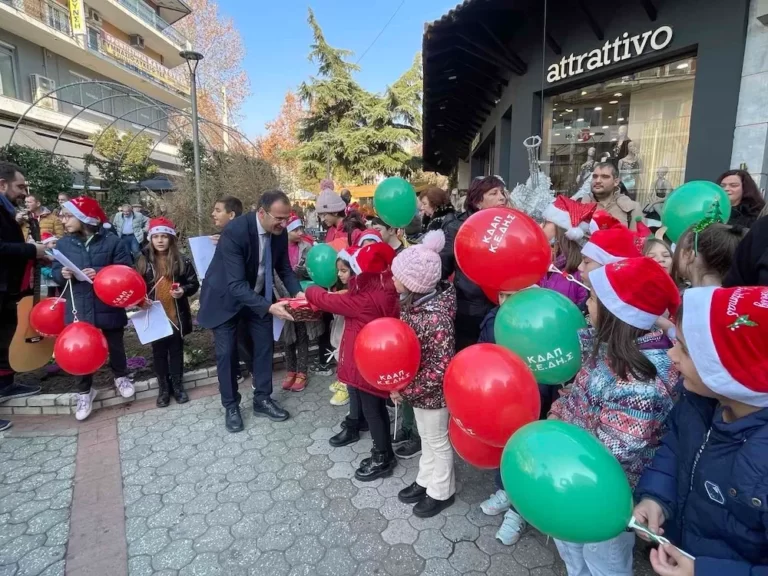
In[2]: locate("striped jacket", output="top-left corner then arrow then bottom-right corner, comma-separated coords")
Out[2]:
549,328 -> 680,488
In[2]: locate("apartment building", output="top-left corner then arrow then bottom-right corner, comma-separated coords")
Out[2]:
0,0 -> 193,182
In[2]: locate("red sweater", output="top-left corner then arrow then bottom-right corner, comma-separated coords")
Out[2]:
306,272 -> 399,398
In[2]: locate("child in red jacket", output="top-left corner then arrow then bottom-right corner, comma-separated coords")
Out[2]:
306,242 -> 400,481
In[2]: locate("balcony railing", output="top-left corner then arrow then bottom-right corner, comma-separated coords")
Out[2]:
113,0 -> 188,48
1,0 -> 189,97
2,0 -> 72,35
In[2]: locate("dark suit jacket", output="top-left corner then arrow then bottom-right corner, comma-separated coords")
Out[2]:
197,212 -> 301,329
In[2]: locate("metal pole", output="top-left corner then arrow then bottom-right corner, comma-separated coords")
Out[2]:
190,71 -> 203,235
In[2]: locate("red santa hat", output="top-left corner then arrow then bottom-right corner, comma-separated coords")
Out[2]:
287,214 -> 303,233
355,242 -> 395,275
41,231 -> 57,245
590,257 -> 680,330
148,217 -> 176,238
682,286 -> 768,407
337,246 -> 361,275
589,210 -> 623,234
63,196 -> 107,226
633,220 -> 652,252
356,229 -> 383,246
581,227 -> 642,266
542,195 -> 597,241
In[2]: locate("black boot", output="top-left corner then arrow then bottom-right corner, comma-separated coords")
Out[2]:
156,379 -> 170,407
355,448 -> 395,482
171,376 -> 189,404
329,427 -> 359,447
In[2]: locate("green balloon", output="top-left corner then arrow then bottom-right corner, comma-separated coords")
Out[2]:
305,244 -> 339,288
661,180 -> 731,243
374,177 -> 418,228
501,420 -> 633,543
494,288 -> 586,385
300,280 -> 315,292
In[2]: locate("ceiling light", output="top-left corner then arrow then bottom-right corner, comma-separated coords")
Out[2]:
581,91 -> 587,95
437,123 -> 444,127
553,104 -> 558,107
589,132 -> 595,136
618,117 -> 625,121
608,116 -> 613,119
565,108 -> 573,112
577,118 -> 584,122
609,100 -> 618,104
676,62 -> 689,69
602,125 -> 609,129
448,75 -> 457,80
611,138 -> 617,142
613,93 -> 623,97
594,106 -> 602,111
554,133 -> 561,136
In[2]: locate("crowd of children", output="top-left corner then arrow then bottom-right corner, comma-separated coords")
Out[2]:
37,182 -> 768,569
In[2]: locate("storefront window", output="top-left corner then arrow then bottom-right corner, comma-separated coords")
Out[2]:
542,56 -> 696,210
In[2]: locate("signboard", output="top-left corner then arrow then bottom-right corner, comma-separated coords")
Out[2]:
547,26 -> 673,83
68,0 -> 86,35
100,31 -> 190,95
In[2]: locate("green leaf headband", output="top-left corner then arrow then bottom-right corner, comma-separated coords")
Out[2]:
693,200 -> 724,255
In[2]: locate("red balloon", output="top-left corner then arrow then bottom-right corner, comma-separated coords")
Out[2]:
455,207 -> 550,292
449,418 -> 503,469
445,343 -> 540,447
30,297 -> 66,338
482,287 -> 499,305
354,318 -> 421,393
54,322 -> 108,376
94,265 -> 146,308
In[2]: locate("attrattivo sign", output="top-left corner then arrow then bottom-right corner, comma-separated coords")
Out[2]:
547,26 -> 673,83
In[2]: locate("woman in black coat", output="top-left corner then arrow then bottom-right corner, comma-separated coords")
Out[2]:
717,169 -> 766,229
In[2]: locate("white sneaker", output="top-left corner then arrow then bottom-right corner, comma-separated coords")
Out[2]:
75,389 -> 97,421
115,376 -> 135,398
496,509 -> 526,545
480,489 -> 511,516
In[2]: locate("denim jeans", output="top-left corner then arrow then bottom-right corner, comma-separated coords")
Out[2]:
554,531 -> 635,576
120,234 -> 140,259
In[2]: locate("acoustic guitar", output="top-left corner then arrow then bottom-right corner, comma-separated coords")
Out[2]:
9,250 -> 55,372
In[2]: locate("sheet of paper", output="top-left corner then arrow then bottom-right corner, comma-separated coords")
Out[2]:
273,317 -> 284,342
129,301 -> 173,345
188,236 -> 216,279
50,249 -> 92,283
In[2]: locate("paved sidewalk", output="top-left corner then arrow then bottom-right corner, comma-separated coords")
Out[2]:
1,371 -> 655,575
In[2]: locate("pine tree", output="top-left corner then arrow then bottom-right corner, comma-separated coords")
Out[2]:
296,9 -> 421,184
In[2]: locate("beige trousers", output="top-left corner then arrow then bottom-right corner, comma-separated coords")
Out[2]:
413,407 -> 455,501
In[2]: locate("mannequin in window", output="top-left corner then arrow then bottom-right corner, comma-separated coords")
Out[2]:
577,147 -> 596,187
643,167 -> 671,229
612,125 -> 631,161
618,141 -> 641,201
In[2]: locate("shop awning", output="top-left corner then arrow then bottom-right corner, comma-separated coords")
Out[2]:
423,0 -> 529,174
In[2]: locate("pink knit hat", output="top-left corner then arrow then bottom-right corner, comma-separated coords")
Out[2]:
391,230 -> 445,294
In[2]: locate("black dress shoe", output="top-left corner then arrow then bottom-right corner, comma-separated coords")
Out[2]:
354,449 -> 395,482
253,398 -> 289,422
225,407 -> 244,433
329,427 -> 359,447
156,385 -> 170,408
398,481 -> 427,504
171,378 -> 189,404
341,419 -> 369,432
413,495 -> 455,518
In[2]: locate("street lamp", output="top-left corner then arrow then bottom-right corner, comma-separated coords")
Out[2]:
180,50 -> 204,235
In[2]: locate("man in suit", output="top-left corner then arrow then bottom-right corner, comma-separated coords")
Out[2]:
198,190 -> 302,433
0,162 -> 46,432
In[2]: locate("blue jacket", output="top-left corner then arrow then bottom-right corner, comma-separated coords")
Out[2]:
478,306 -> 498,344
51,231 -> 132,330
197,212 -> 301,329
635,391 -> 768,576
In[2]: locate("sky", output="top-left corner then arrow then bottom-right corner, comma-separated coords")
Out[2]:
215,0 -> 459,138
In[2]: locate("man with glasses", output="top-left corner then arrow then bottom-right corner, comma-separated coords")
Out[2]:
198,190 -> 304,433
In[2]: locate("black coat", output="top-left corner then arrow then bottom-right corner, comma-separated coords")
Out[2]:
439,211 -> 494,320
0,206 -> 36,297
138,251 -> 200,336
197,212 -> 301,329
727,204 -> 760,230
724,215 -> 768,288
51,231 -> 132,330
423,204 -> 457,233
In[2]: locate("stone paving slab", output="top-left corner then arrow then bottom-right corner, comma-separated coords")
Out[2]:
0,433 -> 78,576
116,376 -> 579,576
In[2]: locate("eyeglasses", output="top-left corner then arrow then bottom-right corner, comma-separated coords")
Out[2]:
266,212 -> 290,223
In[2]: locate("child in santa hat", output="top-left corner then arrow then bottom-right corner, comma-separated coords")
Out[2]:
549,257 -> 682,576
135,217 -> 199,407
578,226 -> 643,279
306,243 -> 400,481
325,247 -> 358,409
634,286 -> 768,576
540,196 -> 597,308
51,196 -> 134,420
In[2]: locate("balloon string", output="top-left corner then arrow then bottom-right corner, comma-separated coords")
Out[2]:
393,401 -> 398,442
65,280 -> 78,322
548,264 -> 591,292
